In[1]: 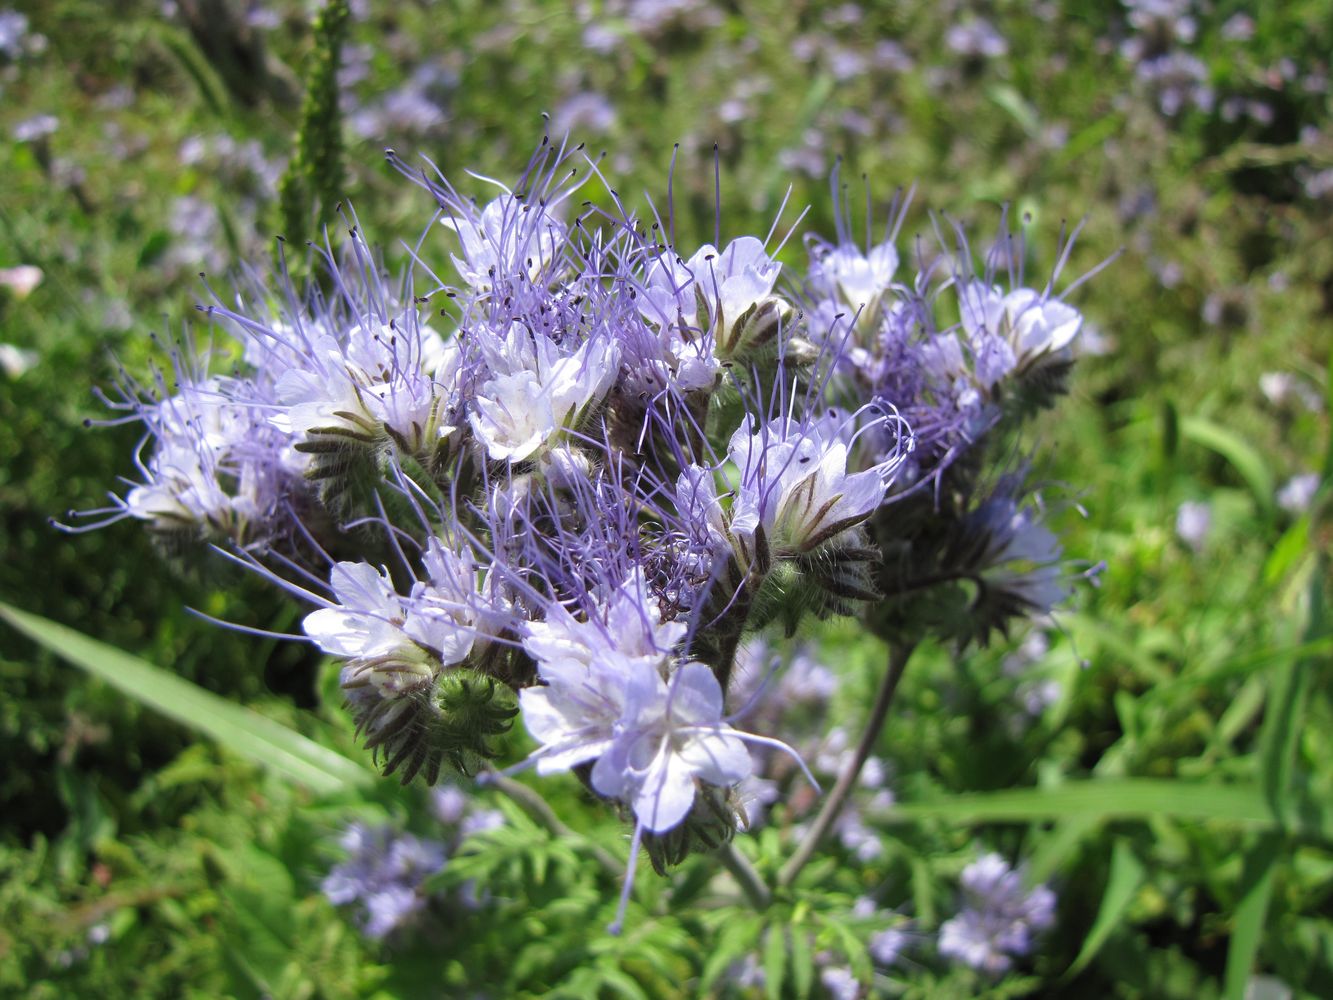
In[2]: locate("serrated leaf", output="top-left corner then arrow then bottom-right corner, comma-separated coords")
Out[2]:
0,602 -> 371,795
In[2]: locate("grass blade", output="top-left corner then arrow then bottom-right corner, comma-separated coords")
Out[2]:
877,779 -> 1325,837
1,601 -> 372,795
1065,838 -> 1145,978
1180,416 -> 1276,514
1224,834 -> 1283,1000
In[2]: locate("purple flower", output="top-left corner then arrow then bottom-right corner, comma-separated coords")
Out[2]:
945,18 -> 1009,60
938,852 -> 1056,974
1175,500 -> 1211,551
519,569 -> 751,833
716,408 -> 909,564
322,822 -> 447,940
1277,473 -> 1320,515
819,966 -> 862,1000
0,9 -> 33,60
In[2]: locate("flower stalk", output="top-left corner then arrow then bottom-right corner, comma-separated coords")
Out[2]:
776,640 -> 917,889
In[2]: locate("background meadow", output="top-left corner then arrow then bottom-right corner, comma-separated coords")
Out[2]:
0,1 -> 1330,997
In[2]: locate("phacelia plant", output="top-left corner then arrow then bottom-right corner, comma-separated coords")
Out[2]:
75,136 -> 1099,931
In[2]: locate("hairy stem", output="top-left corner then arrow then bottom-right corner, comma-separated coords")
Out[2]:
776,640 -> 916,889
716,841 -> 772,910
488,772 -> 624,879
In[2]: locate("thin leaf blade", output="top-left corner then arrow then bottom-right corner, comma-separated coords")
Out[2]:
1,602 -> 372,795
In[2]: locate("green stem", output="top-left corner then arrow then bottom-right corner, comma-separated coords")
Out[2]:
716,841 -> 771,910
776,640 -> 916,889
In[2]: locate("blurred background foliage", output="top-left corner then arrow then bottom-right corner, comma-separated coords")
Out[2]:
0,0 -> 1329,996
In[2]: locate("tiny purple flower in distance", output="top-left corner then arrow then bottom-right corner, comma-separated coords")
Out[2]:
938,852 -> 1056,974
1277,473 -> 1320,515
1175,500 -> 1211,551
0,9 -> 29,60
322,822 -> 447,940
819,965 -> 862,1000
870,926 -> 908,966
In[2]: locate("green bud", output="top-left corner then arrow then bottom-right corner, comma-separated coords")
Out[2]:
643,784 -> 741,876
348,666 -> 518,785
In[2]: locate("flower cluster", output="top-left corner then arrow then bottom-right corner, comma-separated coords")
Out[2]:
85,139 -> 1095,907
322,822 -> 448,939
938,852 -> 1057,975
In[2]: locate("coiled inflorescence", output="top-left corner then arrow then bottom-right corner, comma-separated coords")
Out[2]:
80,137 -> 1095,880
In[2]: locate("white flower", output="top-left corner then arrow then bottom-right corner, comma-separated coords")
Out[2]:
813,241 -> 898,311
959,284 -> 1082,388
274,312 -> 457,454
304,561 -> 408,661
723,412 -> 901,559
126,443 -> 232,527
591,661 -> 751,832
638,236 -> 788,372
125,380 -> 296,536
519,571 -> 750,832
469,371 -> 558,462
303,548 -> 478,695
468,329 -> 617,462
0,264 -> 43,298
441,193 -> 565,290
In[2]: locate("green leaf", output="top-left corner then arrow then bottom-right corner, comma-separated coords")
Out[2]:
790,920 -> 814,1000
699,915 -> 763,993
1027,815 -> 1100,885
1224,834 -> 1283,1000
762,923 -> 786,1000
1054,112 -> 1123,167
987,84 -> 1041,136
0,602 -> 372,795
1259,563 -> 1326,818
1180,416 -> 1276,514
1264,516 -> 1311,586
597,964 -> 651,1000
877,779 -> 1330,841
1065,839 -> 1145,978
1156,636 -> 1333,696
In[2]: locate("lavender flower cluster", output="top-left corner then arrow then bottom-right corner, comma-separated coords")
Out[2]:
322,786 -> 505,940
322,821 -> 447,939
938,852 -> 1056,975
84,139 -> 1094,889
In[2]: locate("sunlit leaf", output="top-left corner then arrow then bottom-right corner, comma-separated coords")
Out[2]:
0,602 -> 371,795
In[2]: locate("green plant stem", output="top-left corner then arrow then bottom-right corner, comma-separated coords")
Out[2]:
716,841 -> 772,910
488,772 -> 624,879
777,640 -> 916,889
